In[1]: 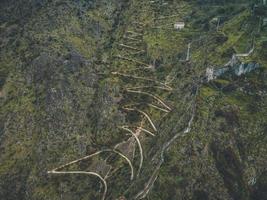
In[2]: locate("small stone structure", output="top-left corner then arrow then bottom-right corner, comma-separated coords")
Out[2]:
174,22 -> 185,30
206,67 -> 214,81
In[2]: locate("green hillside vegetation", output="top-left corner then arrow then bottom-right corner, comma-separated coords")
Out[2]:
0,0 -> 266,199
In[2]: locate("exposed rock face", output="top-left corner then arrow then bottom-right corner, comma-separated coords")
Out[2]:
234,62 -> 260,76
206,62 -> 260,81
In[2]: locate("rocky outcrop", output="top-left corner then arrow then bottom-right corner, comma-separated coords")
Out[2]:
206,62 -> 260,81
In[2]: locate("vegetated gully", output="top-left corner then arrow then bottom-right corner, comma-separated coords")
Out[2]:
134,85 -> 199,199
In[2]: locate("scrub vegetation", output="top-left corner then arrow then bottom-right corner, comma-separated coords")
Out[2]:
0,0 -> 266,199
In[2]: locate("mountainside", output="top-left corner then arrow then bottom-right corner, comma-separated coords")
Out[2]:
0,0 -> 267,200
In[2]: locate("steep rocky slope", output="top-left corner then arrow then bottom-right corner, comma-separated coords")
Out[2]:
0,0 -> 266,200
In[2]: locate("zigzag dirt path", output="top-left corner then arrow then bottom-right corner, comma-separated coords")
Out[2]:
48,1 -> 179,199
